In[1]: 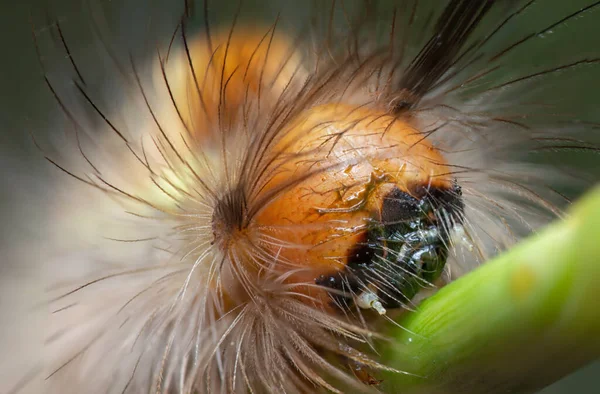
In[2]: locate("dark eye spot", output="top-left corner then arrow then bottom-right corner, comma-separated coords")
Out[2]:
347,233 -> 375,268
380,187 -> 420,226
315,233 -> 374,308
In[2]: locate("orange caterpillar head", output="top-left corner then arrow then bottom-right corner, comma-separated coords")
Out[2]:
164,26 -> 466,317
240,103 -> 463,312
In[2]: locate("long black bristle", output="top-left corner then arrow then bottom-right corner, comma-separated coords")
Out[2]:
393,0 -> 495,112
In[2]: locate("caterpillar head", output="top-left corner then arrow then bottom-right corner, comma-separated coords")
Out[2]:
213,103 -> 466,313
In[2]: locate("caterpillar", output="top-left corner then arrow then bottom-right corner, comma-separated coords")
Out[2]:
2,0 -> 599,393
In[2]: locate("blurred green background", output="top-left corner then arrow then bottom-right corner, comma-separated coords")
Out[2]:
0,0 -> 597,393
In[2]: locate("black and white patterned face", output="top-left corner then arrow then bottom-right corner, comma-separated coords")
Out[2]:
316,182 -> 465,313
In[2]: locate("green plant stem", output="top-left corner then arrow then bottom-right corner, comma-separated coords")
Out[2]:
379,186 -> 600,394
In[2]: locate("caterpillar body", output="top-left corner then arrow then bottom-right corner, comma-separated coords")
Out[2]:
3,0 -> 600,393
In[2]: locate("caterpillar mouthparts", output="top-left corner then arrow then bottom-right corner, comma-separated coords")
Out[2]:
315,180 -> 465,314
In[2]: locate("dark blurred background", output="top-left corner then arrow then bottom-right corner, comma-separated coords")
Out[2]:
0,0 -> 598,392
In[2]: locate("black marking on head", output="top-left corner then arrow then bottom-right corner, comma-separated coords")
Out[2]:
426,181 -> 465,220
347,233 -> 377,268
380,187 -> 421,226
315,271 -> 359,310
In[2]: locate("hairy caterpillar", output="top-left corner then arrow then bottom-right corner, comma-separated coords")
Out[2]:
2,0 -> 599,393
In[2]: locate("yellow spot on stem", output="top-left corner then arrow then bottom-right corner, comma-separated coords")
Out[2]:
511,264 -> 537,301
